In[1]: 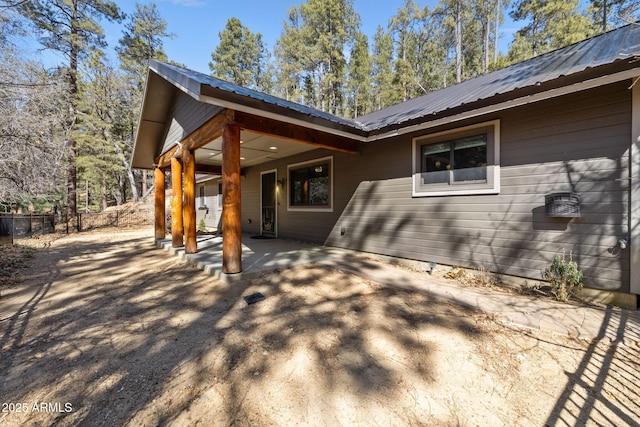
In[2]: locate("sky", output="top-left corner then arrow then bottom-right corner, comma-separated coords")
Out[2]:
23,0 -> 520,73
101,0 -> 520,73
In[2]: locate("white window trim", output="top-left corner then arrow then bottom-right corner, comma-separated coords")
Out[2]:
412,120 -> 500,197
287,156 -> 334,212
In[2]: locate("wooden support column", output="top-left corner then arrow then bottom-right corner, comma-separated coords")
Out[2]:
183,149 -> 197,254
222,123 -> 242,273
170,157 -> 184,248
154,167 -> 166,240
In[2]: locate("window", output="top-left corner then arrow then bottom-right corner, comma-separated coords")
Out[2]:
287,156 -> 333,211
198,185 -> 205,208
217,182 -> 223,210
413,120 -> 500,196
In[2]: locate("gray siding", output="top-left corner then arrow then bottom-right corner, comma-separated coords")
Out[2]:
196,180 -> 223,229
161,93 -> 222,154
240,81 -> 631,293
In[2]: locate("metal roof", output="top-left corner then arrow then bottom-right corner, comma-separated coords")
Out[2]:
356,22 -> 640,133
134,23 -> 640,169
149,59 -> 367,133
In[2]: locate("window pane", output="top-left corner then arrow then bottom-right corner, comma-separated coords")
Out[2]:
290,168 -> 309,206
421,142 -> 450,184
453,135 -> 487,182
290,162 -> 330,206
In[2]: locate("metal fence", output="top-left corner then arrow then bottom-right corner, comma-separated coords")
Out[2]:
0,213 -> 56,244
74,208 -> 153,232
0,207 -> 153,244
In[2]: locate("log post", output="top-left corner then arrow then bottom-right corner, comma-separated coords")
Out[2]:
154,167 -> 166,239
170,157 -> 184,248
183,149 -> 197,253
222,123 -> 242,273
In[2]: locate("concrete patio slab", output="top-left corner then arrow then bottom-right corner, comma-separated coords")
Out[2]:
155,233 -> 347,282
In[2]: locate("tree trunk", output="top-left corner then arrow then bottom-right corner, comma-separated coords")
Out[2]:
483,17 -> 490,73
455,1 -> 463,83
102,177 -> 108,211
113,139 -> 139,202
142,170 -> 148,198
66,0 -> 79,217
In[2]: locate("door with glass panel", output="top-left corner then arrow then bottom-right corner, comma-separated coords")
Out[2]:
260,170 -> 277,237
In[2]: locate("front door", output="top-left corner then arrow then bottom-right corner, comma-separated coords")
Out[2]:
261,170 -> 277,237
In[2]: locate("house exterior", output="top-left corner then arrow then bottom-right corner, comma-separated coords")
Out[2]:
132,24 -> 640,308
195,176 -> 223,230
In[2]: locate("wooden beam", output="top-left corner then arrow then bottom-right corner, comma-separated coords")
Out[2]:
154,168 -> 165,240
222,123 -> 242,274
194,163 -> 248,176
170,157 -> 184,248
155,109 -> 235,168
195,164 -> 222,174
183,149 -> 197,254
233,110 -> 359,153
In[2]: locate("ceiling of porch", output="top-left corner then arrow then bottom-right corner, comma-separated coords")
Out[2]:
194,130 -> 324,169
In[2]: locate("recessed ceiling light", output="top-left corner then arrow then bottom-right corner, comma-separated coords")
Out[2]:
240,157 -> 245,160
240,140 -> 244,144
269,146 -> 278,150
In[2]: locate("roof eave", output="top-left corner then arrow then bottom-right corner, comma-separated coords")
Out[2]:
131,68 -> 180,170
198,86 -> 369,141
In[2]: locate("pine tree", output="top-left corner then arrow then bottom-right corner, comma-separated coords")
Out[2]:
508,0 -> 591,63
435,0 -> 476,84
275,0 -> 360,115
76,52 -> 137,209
117,2 -> 173,90
475,0 -> 505,73
117,3 -> 175,200
346,31 -> 371,118
210,17 -> 272,92
389,0 -> 422,101
415,8 -> 451,91
274,6 -> 306,103
589,0 -> 638,32
370,26 -> 398,110
17,0 -> 123,217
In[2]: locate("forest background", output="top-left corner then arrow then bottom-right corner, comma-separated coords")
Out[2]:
1,0 -> 638,217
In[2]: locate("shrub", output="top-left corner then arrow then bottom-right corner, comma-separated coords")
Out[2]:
197,219 -> 207,232
542,250 -> 583,302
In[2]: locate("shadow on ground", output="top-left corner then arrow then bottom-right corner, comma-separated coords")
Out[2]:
0,230 -> 489,426
1,229 -> 639,426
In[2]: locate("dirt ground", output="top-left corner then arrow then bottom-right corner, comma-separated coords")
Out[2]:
1,227 -> 639,426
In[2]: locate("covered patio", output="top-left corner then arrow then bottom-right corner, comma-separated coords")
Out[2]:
132,60 -> 364,275
154,233 -> 350,282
